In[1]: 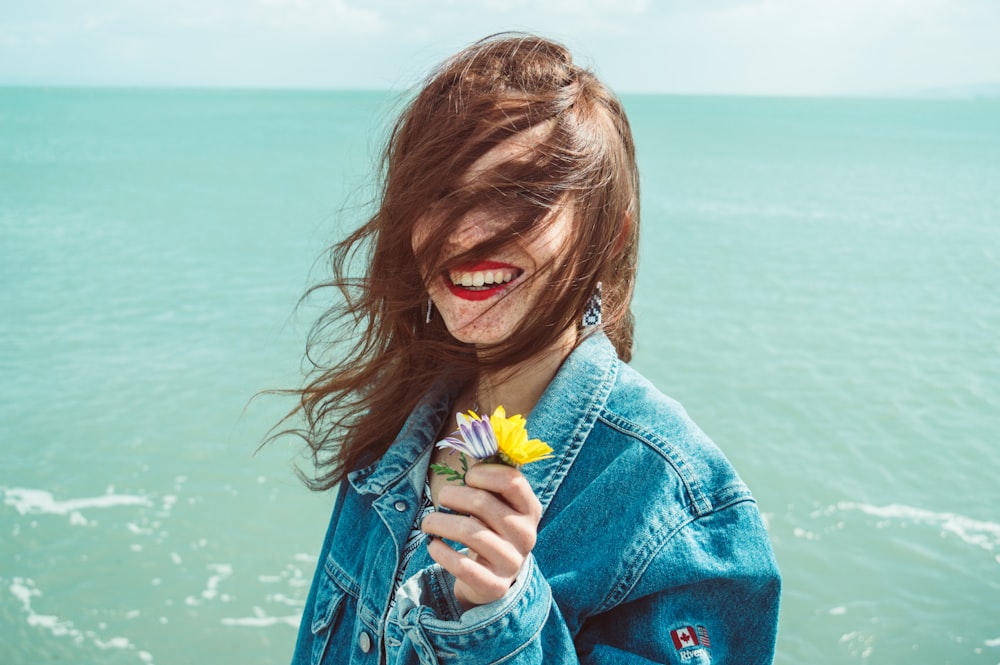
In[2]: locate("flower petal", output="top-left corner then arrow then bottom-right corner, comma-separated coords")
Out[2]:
436,411 -> 498,459
486,405 -> 551,468
437,405 -> 549,468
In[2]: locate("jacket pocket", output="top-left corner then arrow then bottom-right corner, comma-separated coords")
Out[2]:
310,567 -> 350,665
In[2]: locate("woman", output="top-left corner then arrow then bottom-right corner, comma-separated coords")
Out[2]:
287,34 -> 780,664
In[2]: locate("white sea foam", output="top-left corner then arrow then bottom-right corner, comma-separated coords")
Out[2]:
837,502 -> 1000,555
222,611 -> 300,628
5,576 -> 152,662
186,563 -> 234,606
839,631 -> 875,659
160,494 -> 177,512
222,615 -> 300,627
204,563 -> 233,601
3,487 -> 152,524
207,557 -> 314,631
267,592 -> 301,607
793,527 -> 820,540
127,522 -> 152,535
95,637 -> 133,649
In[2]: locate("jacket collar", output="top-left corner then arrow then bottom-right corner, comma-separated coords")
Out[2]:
348,330 -> 619,509
520,330 -> 618,511
346,378 -> 458,496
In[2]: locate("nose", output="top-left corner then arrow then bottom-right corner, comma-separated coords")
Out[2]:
451,208 -> 499,248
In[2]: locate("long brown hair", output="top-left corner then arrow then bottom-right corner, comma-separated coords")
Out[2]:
288,33 -> 640,490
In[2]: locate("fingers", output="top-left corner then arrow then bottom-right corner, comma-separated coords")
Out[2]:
425,538 -> 515,608
437,464 -> 541,551
434,483 -> 535,553
423,516 -> 522,608
421,509 -> 523,579
464,463 -> 543,520
420,464 -> 542,609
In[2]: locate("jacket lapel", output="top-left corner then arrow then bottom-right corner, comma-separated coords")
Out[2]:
522,331 -> 618,514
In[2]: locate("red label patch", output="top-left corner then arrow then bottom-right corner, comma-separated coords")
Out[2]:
671,626 -> 700,650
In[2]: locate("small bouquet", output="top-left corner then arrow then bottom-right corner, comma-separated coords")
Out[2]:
430,406 -> 553,484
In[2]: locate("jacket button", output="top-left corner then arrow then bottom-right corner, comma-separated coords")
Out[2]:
358,630 -> 372,653
394,501 -> 407,512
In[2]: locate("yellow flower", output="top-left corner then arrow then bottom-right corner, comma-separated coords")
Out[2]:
488,405 -> 553,467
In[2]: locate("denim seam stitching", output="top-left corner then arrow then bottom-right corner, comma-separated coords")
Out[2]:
595,411 -> 708,514
417,556 -> 540,638
486,591 -> 552,665
324,556 -> 362,598
533,351 -> 619,514
595,503 -> 694,613
593,491 -> 757,614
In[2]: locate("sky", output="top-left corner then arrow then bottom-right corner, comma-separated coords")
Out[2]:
2,0 -> 999,96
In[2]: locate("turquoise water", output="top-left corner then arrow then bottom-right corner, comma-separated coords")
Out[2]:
2,89 -> 998,664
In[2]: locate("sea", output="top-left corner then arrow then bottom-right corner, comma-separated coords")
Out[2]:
1,88 -> 998,664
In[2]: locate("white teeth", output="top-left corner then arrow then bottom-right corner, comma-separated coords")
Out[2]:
450,268 -> 517,288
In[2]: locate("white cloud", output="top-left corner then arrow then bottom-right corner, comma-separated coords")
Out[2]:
0,0 -> 997,92
246,0 -> 384,35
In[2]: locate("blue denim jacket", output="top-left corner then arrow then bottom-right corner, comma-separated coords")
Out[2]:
292,331 -> 780,664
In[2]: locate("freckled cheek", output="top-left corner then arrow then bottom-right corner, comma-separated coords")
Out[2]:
528,233 -> 572,274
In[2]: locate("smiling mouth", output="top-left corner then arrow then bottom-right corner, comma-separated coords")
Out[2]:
445,261 -> 522,301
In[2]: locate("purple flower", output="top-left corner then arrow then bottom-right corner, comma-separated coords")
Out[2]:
436,411 -> 499,459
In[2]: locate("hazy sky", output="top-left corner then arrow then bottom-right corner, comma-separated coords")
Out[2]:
2,0 -> 998,95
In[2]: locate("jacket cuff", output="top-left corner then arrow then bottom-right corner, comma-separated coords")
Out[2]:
395,553 -> 551,659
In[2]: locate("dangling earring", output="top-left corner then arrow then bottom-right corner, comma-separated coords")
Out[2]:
582,281 -> 602,327
425,297 -> 433,324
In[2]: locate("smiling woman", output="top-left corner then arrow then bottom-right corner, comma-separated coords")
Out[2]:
279,33 -> 780,664
411,126 -> 579,346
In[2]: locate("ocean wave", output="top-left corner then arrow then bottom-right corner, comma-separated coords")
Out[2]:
222,610 -> 300,628
185,563 -> 234,606
5,576 -> 154,664
836,501 -> 1000,556
3,486 -> 152,524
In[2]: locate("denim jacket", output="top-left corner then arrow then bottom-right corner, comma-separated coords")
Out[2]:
292,331 -> 780,664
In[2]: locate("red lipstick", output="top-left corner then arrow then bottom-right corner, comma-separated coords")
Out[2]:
444,261 -> 521,301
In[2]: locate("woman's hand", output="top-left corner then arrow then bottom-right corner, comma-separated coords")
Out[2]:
422,463 -> 542,610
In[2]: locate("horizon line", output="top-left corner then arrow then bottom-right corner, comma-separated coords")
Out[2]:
2,81 -> 999,101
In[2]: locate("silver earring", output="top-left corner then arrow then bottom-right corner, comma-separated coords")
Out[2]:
582,281 -> 602,327
425,297 -> 433,324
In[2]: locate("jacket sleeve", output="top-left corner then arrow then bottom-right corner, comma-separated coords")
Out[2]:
577,499 -> 781,665
389,499 -> 780,664
390,551 -> 567,664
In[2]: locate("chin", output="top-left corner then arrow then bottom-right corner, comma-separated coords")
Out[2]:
448,326 -> 510,347
442,314 -> 516,347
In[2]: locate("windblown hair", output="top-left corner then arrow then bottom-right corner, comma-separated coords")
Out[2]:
290,33 -> 640,490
